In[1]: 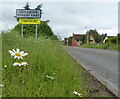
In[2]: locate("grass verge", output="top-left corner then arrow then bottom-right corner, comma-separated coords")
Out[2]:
78,44 -> 119,51
2,31 -> 91,97
2,31 -> 115,97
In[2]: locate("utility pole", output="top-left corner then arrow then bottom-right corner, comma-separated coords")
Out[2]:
85,27 -> 89,45
87,31 -> 89,45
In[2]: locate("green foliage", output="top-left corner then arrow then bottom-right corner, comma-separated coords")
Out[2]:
79,43 -> 118,50
106,37 -> 118,44
68,37 -> 72,44
13,21 -> 56,39
87,29 -> 101,43
82,35 -> 86,44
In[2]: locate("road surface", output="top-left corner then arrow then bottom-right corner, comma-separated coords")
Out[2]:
66,47 -> 119,97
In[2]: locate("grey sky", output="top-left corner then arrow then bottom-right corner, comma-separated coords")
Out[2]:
0,2 -> 118,39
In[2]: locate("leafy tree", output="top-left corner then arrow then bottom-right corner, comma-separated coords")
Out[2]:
87,29 -> 101,43
35,4 -> 42,10
68,37 -> 72,44
81,35 -> 86,44
107,37 -> 118,44
13,21 -> 56,39
117,33 -> 120,44
23,2 -> 30,10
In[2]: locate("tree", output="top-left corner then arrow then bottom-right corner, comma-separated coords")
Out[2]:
68,37 -> 73,44
87,29 -> 101,43
35,4 -> 42,10
13,21 -> 56,39
23,2 -> 30,10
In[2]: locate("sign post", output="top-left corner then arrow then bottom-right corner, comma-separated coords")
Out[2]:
21,24 -> 23,38
36,25 -> 38,39
16,9 -> 41,39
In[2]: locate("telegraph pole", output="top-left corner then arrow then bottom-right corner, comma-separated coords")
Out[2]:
85,27 -> 89,45
87,31 -> 89,45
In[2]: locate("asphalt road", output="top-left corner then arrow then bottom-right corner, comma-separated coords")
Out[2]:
66,47 -> 119,96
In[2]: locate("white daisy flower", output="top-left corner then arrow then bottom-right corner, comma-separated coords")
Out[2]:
73,90 -> 82,97
13,62 -> 28,66
4,65 -> 7,68
46,75 -> 55,80
0,84 -> 4,87
8,48 -> 28,59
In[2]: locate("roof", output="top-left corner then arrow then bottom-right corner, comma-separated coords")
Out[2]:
73,34 -> 86,40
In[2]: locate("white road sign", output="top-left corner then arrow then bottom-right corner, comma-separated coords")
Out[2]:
16,9 -> 41,18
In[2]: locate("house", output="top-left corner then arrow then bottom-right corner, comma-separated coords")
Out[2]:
64,31 -> 116,46
72,33 -> 85,46
88,34 -> 96,44
72,33 -> 96,45
101,34 -> 115,44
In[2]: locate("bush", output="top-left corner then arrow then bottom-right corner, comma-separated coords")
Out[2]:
106,37 -> 118,44
13,21 -> 57,40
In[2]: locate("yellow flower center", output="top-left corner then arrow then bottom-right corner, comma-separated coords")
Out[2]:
15,53 -> 21,56
18,63 -> 22,64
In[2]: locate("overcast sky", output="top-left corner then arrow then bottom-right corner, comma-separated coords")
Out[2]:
0,1 -> 118,39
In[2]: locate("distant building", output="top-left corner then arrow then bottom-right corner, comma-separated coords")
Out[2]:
88,34 -> 96,44
72,33 -> 86,45
72,34 -> 82,45
101,34 -> 115,44
64,32 -> 116,46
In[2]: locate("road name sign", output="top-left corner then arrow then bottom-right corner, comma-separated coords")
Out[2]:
19,18 -> 40,24
16,9 -> 41,18
16,7 -> 42,39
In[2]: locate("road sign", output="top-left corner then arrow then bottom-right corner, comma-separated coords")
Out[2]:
19,18 -> 40,24
16,9 -> 41,18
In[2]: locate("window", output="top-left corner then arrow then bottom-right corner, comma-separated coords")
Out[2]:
90,40 -> 93,42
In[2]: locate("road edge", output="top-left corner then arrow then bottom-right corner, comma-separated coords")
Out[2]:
66,50 -> 119,97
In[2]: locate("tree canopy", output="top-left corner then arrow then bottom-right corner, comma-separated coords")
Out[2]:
87,29 -> 102,43
23,2 -> 30,10
13,21 -> 57,39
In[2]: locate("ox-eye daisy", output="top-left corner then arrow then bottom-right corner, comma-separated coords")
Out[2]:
13,62 -> 28,66
73,90 -> 82,97
0,84 -> 4,87
9,48 -> 28,59
46,75 -> 55,80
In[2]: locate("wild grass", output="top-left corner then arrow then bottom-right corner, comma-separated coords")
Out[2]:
79,43 -> 119,51
2,31 -> 93,97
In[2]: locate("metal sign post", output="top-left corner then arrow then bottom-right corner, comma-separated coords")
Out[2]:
16,9 -> 41,40
36,25 -> 38,40
21,24 -> 23,38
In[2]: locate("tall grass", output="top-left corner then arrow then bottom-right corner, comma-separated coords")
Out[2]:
0,33 -> 2,97
2,31 -> 92,97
